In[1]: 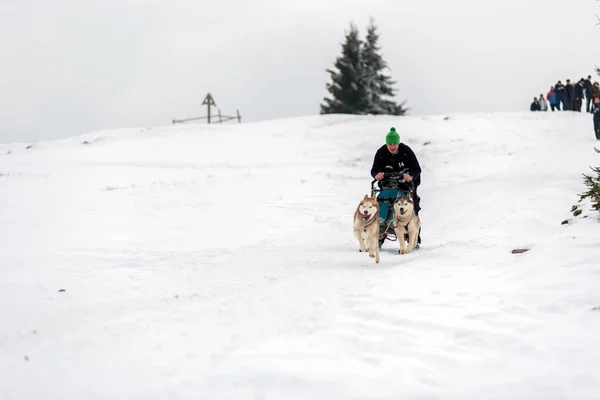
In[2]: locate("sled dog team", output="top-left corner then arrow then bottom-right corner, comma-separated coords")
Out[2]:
354,127 -> 423,264
353,192 -> 421,264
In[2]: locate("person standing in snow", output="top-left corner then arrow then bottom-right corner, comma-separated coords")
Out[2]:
538,94 -> 548,111
592,97 -> 600,140
593,81 -> 600,100
574,79 -> 585,112
530,97 -> 540,111
555,81 -> 567,110
565,79 -> 574,111
371,127 -> 422,243
584,75 -> 594,112
547,87 -> 558,111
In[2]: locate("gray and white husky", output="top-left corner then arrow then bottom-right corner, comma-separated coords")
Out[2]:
392,191 -> 421,254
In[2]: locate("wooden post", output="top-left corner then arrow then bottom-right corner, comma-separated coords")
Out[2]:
202,93 -> 216,124
237,109 -> 241,123
218,109 -> 222,123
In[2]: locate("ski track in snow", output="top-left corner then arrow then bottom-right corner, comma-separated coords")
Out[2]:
1,113 -> 600,399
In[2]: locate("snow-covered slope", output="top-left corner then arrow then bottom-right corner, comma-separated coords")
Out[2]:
1,112 -> 600,399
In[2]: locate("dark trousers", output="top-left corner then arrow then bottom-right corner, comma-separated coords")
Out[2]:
412,186 -> 421,215
566,98 -> 574,111
413,186 -> 421,243
550,104 -> 558,111
587,97 -> 593,113
594,119 -> 600,140
559,98 -> 567,110
574,99 -> 582,112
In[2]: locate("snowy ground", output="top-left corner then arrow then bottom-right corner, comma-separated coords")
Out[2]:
1,112 -> 600,399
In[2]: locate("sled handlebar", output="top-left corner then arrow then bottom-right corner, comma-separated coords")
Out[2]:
370,171 -> 412,193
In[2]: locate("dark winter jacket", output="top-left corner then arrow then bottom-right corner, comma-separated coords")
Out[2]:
371,143 -> 421,188
574,83 -> 584,99
584,79 -> 593,96
555,83 -> 566,100
592,103 -> 600,122
594,85 -> 600,99
530,100 -> 540,111
566,83 -> 574,100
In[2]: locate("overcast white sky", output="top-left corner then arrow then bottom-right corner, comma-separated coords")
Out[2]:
1,0 -> 599,143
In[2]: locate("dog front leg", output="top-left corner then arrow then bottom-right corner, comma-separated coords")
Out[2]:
368,233 -> 379,262
394,226 -> 407,254
355,228 -> 367,252
372,234 -> 380,263
406,222 -> 418,253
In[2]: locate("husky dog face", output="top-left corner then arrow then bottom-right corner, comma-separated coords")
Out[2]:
394,192 -> 414,216
358,196 -> 378,222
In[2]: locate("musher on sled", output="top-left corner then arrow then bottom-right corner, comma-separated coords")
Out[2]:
370,127 -> 422,248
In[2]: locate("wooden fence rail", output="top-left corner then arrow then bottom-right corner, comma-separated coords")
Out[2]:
172,93 -> 242,124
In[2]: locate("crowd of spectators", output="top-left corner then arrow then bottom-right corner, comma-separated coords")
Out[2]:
530,75 -> 600,113
530,75 -> 600,140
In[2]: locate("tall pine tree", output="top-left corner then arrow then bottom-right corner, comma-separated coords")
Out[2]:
361,19 -> 407,115
320,20 -> 407,115
320,23 -> 368,115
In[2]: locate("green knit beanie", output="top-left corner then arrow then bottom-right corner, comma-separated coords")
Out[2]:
385,127 -> 400,144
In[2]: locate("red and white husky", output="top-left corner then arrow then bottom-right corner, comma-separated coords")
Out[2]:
353,194 -> 380,263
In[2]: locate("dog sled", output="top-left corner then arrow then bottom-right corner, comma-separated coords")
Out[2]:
370,171 -> 415,248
